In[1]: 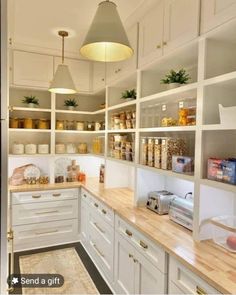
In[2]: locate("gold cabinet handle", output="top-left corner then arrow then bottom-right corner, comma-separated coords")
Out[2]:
125,229 -> 132,237
140,240 -> 148,249
94,203 -> 99,208
129,253 -> 133,258
93,243 -> 104,257
36,210 -> 59,215
133,258 -> 138,263
32,195 -> 41,199
102,209 -> 107,215
156,44 -> 161,49
163,41 -> 167,46
35,229 -> 58,235
52,193 -> 61,197
83,194 -> 87,198
196,286 -> 207,295
7,229 -> 14,292
93,222 -> 105,234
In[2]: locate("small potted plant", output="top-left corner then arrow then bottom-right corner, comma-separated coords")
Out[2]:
161,69 -> 190,89
121,89 -> 137,101
64,98 -> 78,111
22,95 -> 39,108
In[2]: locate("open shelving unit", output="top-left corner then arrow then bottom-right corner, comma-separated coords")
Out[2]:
8,18 -> 236,242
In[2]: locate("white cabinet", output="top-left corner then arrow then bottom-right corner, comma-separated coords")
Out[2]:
80,193 -> 88,245
138,0 -> 200,67
12,50 -> 53,88
163,0 -> 200,55
54,57 -> 91,92
169,256 -> 220,294
201,0 -> 236,34
138,0 -> 164,68
107,23 -> 138,84
93,62 -> 105,91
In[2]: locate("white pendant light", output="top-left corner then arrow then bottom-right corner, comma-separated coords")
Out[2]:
80,0 -> 133,62
49,31 -> 77,94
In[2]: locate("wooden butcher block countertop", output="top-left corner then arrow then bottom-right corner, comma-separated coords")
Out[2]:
10,179 -> 236,294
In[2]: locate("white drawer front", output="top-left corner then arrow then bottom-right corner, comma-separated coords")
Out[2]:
169,257 -> 220,294
12,199 -> 78,226
14,219 -> 78,251
115,215 -> 167,273
12,189 -> 78,205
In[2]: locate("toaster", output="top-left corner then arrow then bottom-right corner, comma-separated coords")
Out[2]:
146,190 -> 176,215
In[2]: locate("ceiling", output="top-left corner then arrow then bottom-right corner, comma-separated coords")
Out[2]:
9,0 -> 145,58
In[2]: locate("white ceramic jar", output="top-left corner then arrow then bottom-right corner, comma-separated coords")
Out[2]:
38,144 -> 49,154
55,143 -> 66,154
25,144 -> 37,155
66,143 -> 77,154
12,143 -> 24,155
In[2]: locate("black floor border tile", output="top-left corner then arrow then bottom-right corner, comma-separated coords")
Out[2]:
10,242 -> 112,295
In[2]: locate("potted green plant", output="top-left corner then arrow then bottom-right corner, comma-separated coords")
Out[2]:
121,89 -> 137,101
161,69 -> 190,89
22,95 -> 39,108
64,98 -> 78,110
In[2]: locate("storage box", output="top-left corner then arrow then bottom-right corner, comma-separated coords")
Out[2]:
211,216 -> 236,253
172,156 -> 194,174
219,104 -> 236,126
207,158 -> 236,185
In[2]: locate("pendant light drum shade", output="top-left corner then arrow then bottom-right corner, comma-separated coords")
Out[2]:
49,64 -> 76,94
80,1 -> 133,62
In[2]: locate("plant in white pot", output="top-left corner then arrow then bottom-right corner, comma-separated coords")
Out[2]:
22,96 -> 39,108
161,69 -> 190,90
121,89 -> 137,101
64,98 -> 78,110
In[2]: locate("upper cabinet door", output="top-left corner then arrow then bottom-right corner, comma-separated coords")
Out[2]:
163,0 -> 200,54
13,51 -> 53,88
138,0 -> 164,68
54,57 -> 91,92
93,62 -> 105,92
201,0 -> 236,33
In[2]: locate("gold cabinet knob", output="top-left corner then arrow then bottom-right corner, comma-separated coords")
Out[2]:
156,44 -> 161,49
163,41 -> 167,46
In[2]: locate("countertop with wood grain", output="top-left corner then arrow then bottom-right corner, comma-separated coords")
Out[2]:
9,179 -> 236,294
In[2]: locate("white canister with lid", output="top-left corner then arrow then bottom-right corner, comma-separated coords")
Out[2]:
66,143 -> 77,154
55,143 -> 66,154
38,144 -> 49,154
25,143 -> 37,154
12,143 -> 24,155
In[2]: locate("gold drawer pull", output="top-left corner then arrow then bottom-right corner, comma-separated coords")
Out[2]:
93,243 -> 104,257
133,258 -> 138,263
129,253 -> 133,258
94,203 -> 99,208
94,222 -> 105,234
52,193 -> 61,197
35,229 -> 58,235
83,194 -> 87,198
196,286 -> 207,295
125,229 -> 132,237
102,209 -> 107,215
32,195 -> 41,199
36,210 -> 58,215
140,240 -> 148,249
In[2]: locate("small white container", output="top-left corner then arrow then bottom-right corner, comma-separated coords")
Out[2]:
55,143 -> 66,154
211,215 -> 236,253
25,144 -> 37,155
66,143 -> 77,154
12,143 -> 24,155
76,121 -> 84,131
219,104 -> 236,126
38,144 -> 49,154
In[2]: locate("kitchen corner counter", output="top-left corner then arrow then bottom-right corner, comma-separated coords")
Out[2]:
9,179 -> 236,294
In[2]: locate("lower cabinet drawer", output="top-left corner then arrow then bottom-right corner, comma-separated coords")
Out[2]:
13,219 -> 79,251
169,257 -> 220,294
12,199 -> 78,226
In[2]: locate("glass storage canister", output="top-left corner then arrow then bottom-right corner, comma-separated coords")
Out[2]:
154,138 -> 162,169
55,143 -> 66,154
12,143 -> 24,155
38,119 -> 49,129
66,143 -> 77,154
78,143 -> 87,154
67,120 -> 75,130
38,144 -> 49,154
87,122 -> 95,131
76,121 -> 84,131
10,118 -> 19,128
147,138 -> 155,167
24,118 -> 33,129
25,143 -> 37,155
56,120 -> 64,130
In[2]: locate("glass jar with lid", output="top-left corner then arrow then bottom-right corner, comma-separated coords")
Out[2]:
140,137 -> 148,166
56,120 -> 64,130
76,121 -> 84,131
147,138 -> 155,167
24,118 -> 33,129
38,119 -> 49,129
10,118 -> 19,128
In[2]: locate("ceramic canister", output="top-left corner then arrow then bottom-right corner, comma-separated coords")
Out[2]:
25,144 -> 37,154
38,144 -> 49,154
12,143 -> 24,155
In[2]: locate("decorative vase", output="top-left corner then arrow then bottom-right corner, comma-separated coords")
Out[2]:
167,83 -> 181,90
28,103 -> 37,108
67,106 -> 75,111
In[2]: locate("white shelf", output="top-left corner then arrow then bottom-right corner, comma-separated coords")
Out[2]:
10,106 -> 51,112
140,82 -> 198,103
56,109 -> 105,115
107,99 -> 136,111
200,179 -> 236,193
9,154 -> 52,158
9,128 -> 51,133
139,126 -> 196,133
55,130 -> 105,134
54,153 -> 105,159
9,153 -> 105,159
137,164 -> 194,182
202,124 -> 236,131
203,70 -> 236,87
106,157 -> 135,166
107,129 -> 135,133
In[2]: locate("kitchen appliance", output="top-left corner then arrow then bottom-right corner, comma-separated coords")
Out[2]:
169,195 -> 193,231
146,190 -> 176,215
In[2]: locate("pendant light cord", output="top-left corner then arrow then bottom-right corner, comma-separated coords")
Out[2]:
62,35 -> 65,64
